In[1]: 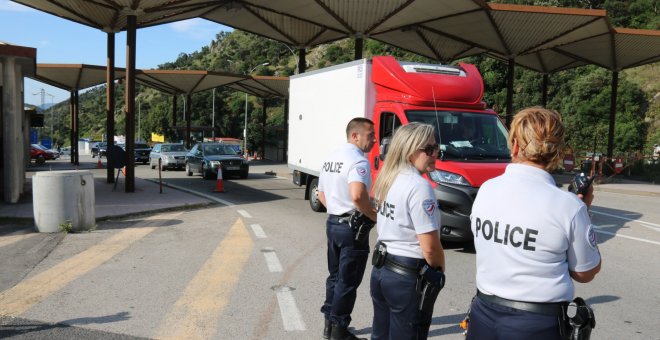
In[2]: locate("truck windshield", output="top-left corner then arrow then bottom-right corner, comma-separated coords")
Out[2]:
406,110 -> 510,161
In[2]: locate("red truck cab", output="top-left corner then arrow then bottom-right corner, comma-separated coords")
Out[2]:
368,57 -> 510,242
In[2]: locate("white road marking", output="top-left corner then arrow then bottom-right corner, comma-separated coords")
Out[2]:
250,224 -> 267,238
238,210 -> 252,218
593,225 -> 660,246
262,248 -> 283,272
273,287 -> 306,331
591,210 -> 660,232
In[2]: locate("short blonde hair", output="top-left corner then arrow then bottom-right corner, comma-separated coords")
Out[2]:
508,107 -> 565,171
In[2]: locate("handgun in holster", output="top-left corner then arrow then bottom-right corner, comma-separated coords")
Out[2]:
348,211 -> 375,243
372,241 -> 387,267
561,297 -> 596,340
416,264 -> 445,314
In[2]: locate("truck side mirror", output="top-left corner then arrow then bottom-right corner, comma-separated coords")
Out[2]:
380,137 -> 392,161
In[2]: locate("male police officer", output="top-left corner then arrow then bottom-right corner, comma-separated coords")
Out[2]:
318,117 -> 377,340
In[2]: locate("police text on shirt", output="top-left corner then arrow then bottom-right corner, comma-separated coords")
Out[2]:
474,217 -> 538,251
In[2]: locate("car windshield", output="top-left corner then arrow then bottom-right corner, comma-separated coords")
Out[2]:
203,144 -> 237,156
97,142 -> 107,147
32,144 -> 48,151
162,144 -> 186,152
406,110 -> 510,161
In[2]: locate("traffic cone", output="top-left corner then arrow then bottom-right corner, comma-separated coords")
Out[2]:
97,158 -> 103,169
122,166 -> 126,176
214,167 -> 225,193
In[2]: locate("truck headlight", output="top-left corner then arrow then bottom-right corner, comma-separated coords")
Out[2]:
209,161 -> 220,167
429,170 -> 471,186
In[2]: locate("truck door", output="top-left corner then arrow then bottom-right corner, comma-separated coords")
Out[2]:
373,111 -> 402,173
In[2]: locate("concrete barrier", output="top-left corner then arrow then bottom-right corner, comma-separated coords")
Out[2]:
32,170 -> 95,232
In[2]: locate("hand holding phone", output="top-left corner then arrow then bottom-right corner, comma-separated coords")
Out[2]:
568,173 -> 594,196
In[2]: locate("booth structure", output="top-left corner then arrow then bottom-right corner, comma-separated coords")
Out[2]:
0,42 -> 36,203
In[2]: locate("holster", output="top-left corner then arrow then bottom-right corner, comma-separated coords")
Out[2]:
560,297 -> 596,340
372,241 -> 387,267
349,211 -> 375,243
416,265 -> 445,314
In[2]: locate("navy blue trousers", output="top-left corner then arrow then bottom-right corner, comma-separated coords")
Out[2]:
321,217 -> 369,327
466,295 -> 563,340
370,255 -> 433,340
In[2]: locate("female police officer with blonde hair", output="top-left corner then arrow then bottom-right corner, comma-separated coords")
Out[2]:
466,107 -> 601,339
370,122 -> 446,339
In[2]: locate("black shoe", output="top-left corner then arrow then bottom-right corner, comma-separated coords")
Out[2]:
323,319 -> 332,339
330,324 -> 366,340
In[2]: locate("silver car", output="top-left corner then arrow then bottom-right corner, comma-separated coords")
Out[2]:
149,143 -> 188,171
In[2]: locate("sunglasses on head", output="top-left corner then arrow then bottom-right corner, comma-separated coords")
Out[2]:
420,143 -> 440,156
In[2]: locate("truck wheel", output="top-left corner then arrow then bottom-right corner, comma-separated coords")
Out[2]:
186,163 -> 193,176
36,155 -> 46,165
308,178 -> 326,212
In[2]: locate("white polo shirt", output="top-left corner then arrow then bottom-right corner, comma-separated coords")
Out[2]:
376,166 -> 439,259
318,143 -> 371,216
470,163 -> 601,302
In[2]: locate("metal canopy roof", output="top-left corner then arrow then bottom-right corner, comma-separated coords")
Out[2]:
32,64 -> 289,98
135,69 -> 247,95
34,64 -> 126,91
12,0 -> 221,32
202,0 -> 486,47
227,76 -> 290,99
371,4 -> 609,63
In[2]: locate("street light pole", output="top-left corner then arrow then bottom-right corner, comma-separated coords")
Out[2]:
212,87 -> 216,140
244,62 -> 269,157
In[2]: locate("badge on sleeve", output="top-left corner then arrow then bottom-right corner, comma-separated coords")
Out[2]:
356,166 -> 368,177
422,199 -> 436,216
586,224 -> 598,249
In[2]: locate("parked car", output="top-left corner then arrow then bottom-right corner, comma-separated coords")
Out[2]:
31,144 -> 58,164
185,142 -> 249,179
149,143 -> 187,170
91,142 -> 107,158
118,143 -> 152,165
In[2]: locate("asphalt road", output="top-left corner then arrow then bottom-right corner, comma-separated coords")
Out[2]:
1,159 -> 658,339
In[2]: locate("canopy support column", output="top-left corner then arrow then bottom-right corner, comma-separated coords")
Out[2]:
106,32 -> 115,183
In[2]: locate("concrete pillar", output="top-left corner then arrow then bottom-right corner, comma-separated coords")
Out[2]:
2,57 -> 25,203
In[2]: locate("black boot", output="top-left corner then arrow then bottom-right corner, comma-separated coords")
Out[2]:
330,324 -> 366,340
323,319 -> 332,339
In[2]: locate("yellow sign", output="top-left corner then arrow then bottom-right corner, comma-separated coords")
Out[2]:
151,133 -> 164,143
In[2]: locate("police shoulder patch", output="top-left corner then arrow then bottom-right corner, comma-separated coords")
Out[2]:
356,166 -> 368,177
422,199 -> 436,216
586,224 -> 598,249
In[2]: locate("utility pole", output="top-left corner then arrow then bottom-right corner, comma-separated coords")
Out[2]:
32,88 -> 53,144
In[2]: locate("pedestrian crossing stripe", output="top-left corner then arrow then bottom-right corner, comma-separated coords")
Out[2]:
153,217 -> 253,340
0,227 -> 157,316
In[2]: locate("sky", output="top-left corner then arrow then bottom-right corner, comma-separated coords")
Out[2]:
0,0 -> 231,106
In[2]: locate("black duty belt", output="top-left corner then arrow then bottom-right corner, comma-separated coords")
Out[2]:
477,290 -> 567,316
383,256 -> 421,277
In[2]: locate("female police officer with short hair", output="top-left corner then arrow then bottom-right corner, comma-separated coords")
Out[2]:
466,107 -> 601,339
370,122 -> 446,339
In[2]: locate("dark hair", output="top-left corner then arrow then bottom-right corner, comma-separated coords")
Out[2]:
346,117 -> 374,138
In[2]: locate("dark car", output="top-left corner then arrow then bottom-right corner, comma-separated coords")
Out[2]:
185,142 -> 249,179
91,142 -> 107,158
118,143 -> 152,165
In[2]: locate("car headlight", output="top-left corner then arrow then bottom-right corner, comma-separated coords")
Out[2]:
209,161 -> 221,167
428,170 -> 471,186
164,155 -> 174,160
